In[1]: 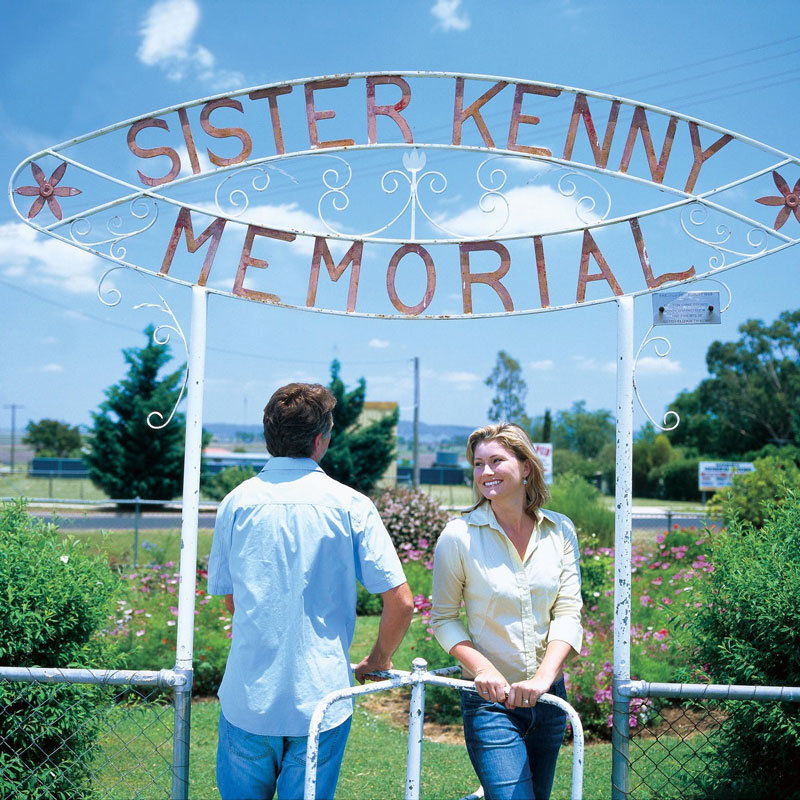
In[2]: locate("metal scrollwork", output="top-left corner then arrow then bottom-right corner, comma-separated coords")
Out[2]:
633,325 -> 681,432
317,150 -> 516,240
213,165 -> 297,218
96,267 -> 189,431
557,170 -> 612,225
680,202 -> 768,270
70,197 -> 158,260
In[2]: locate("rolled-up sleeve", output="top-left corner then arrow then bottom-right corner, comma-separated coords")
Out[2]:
546,519 -> 583,654
352,499 -> 407,594
431,525 -> 471,655
208,495 -> 234,596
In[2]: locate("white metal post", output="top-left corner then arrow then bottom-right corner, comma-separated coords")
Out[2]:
612,296 -> 634,800
172,285 -> 208,799
405,658 -> 426,800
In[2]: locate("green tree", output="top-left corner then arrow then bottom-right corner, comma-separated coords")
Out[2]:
632,424 -> 676,496
552,400 -> 615,460
541,408 -> 553,442
22,419 -> 82,457
320,360 -> 398,494
84,327 -> 186,501
668,309 -> 800,458
485,350 -> 532,430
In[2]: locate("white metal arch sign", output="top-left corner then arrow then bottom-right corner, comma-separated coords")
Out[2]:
10,71 -> 800,319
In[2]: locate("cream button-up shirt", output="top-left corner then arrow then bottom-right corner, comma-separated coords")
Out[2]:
431,503 -> 583,684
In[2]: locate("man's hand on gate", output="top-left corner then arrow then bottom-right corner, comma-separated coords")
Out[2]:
353,655 -> 393,684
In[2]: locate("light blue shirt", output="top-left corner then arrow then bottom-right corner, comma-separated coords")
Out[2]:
207,457 -> 406,736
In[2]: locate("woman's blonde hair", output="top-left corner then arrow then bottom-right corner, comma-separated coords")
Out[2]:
465,423 -> 549,513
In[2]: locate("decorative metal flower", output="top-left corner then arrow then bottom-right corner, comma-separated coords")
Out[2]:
13,161 -> 81,220
756,170 -> 800,230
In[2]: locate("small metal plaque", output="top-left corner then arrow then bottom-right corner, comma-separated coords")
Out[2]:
652,291 -> 721,325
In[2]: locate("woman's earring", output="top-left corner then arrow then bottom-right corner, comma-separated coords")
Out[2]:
523,478 -> 528,485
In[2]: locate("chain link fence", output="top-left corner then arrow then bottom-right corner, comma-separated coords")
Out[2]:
623,681 -> 800,800
0,667 -> 183,800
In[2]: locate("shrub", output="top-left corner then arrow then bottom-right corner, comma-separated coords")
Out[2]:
653,457 -> 702,501
706,455 -> 800,528
201,466 -> 257,502
0,500 -> 121,799
672,492 -> 800,799
373,486 -> 453,563
546,473 -> 614,547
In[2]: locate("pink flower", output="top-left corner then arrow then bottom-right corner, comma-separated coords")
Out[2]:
170,606 -> 179,616
655,534 -> 665,545
661,563 -> 670,570
661,597 -> 672,605
136,630 -> 145,637
640,595 -> 651,607
674,551 -> 685,559
418,537 -> 429,549
654,629 -> 668,641
651,577 -> 663,586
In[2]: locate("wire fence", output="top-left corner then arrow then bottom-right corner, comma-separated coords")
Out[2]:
623,681 -> 800,800
0,667 -> 183,800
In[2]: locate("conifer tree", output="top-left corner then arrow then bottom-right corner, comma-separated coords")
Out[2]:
321,359 -> 398,494
85,326 -> 186,501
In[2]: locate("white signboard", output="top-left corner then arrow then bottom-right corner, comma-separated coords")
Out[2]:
652,291 -> 722,325
534,442 -> 553,485
698,461 -> 756,492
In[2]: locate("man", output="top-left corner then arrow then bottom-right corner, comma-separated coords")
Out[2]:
208,382 -> 413,800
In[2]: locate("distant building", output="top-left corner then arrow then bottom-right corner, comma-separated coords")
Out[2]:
202,447 -> 269,475
359,401 -> 398,489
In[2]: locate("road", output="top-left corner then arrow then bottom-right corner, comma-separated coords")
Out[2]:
32,510 -> 218,530
32,509 -> 714,532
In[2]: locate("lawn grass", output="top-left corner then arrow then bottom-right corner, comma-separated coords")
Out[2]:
68,528 -> 216,567
93,696 -> 619,800
0,473 -> 108,501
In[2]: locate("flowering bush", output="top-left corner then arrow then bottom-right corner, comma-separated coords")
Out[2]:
373,486 -> 453,565
103,557 -> 231,697
563,525 -> 714,739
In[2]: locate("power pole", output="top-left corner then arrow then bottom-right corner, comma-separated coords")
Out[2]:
413,357 -> 420,489
4,404 -> 24,473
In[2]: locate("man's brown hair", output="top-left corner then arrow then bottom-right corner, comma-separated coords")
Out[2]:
263,383 -> 336,458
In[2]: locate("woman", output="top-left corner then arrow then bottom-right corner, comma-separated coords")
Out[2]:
431,423 -> 583,800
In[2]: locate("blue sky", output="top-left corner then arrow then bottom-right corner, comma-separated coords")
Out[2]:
2,1 -> 799,436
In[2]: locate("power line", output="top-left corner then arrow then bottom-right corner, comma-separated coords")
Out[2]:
0,277 -> 410,367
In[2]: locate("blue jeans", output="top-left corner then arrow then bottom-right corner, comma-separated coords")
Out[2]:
216,711 -> 351,800
461,677 -> 568,800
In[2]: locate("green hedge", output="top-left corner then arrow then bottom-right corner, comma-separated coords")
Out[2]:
673,491 -> 800,798
0,500 -> 121,799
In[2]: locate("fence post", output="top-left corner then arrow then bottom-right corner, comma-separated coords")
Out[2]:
406,658 -> 427,800
171,669 -> 193,800
133,495 -> 141,568
172,285 -> 208,794
612,296 -> 633,800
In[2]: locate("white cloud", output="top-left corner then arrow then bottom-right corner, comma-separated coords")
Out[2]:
369,338 -> 390,349
138,0 -> 244,89
572,355 -> 616,374
434,184 -> 598,239
40,363 -> 64,373
441,370 -> 480,387
431,0 -> 470,31
0,222 -> 106,295
529,359 -> 554,371
636,356 -> 682,375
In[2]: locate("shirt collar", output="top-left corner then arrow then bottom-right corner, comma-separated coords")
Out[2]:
466,502 -> 555,531
261,457 -> 324,474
